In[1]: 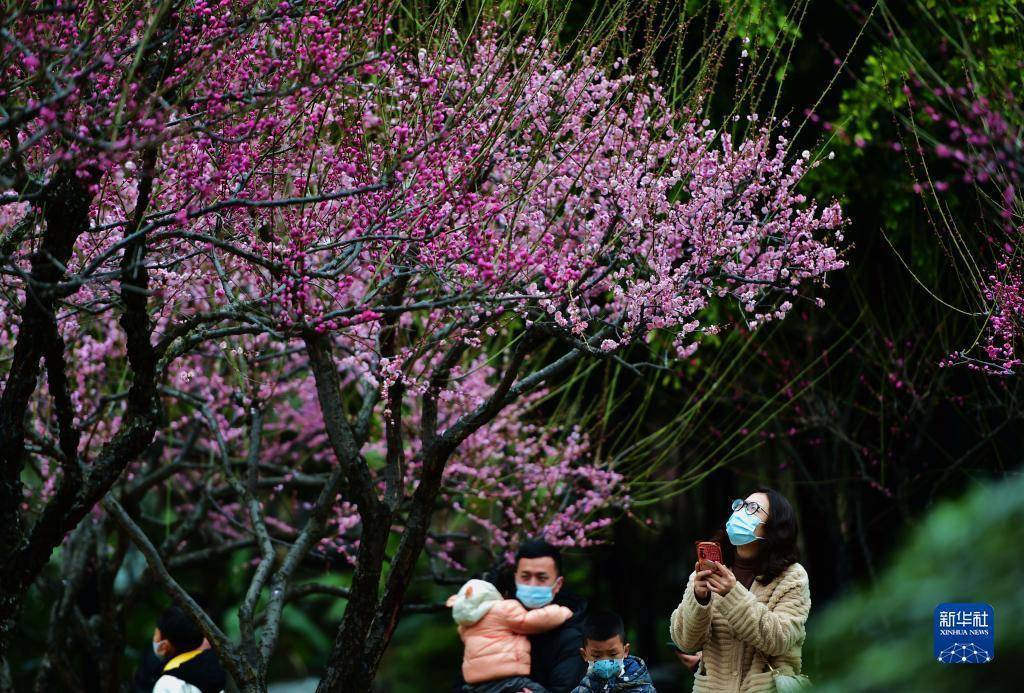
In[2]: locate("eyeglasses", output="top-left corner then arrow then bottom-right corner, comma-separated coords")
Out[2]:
732,498 -> 768,518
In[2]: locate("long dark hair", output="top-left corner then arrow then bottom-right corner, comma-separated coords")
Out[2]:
712,486 -> 800,584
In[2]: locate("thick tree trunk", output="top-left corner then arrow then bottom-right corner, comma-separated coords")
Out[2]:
0,170 -> 93,657
314,517 -> 392,693
234,672 -> 268,693
316,446 -> 489,691
0,153 -> 160,658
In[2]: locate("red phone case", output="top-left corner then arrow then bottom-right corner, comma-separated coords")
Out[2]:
695,541 -> 722,566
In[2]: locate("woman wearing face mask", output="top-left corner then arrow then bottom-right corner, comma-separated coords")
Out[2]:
669,487 -> 811,692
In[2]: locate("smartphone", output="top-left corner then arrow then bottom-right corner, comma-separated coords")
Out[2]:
694,540 -> 722,569
666,640 -> 684,652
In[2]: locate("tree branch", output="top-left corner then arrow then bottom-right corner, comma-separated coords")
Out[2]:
102,496 -> 234,658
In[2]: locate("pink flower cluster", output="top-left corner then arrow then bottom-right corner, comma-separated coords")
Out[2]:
898,81 -> 1024,375
944,257 -> 1024,375
2,3 -> 846,567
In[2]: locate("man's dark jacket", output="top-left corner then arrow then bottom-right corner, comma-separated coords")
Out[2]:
529,589 -> 588,691
452,589 -> 589,693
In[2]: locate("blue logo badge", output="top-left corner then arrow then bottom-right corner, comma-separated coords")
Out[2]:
934,602 -> 994,664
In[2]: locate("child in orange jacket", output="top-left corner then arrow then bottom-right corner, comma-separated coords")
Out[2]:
448,579 -> 574,693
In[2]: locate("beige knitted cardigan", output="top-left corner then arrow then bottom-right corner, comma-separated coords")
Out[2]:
669,561 -> 811,693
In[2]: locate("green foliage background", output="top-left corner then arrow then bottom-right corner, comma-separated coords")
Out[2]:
806,472 -> 1021,690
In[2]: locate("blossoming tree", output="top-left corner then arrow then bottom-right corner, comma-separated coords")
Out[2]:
874,75 -> 1024,376
914,86 -> 1024,376
1,0 -> 844,689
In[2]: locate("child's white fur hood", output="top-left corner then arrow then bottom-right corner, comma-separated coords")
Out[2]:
446,579 -> 502,626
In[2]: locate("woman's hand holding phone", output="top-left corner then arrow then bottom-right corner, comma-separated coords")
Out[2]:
705,560 -> 737,596
693,560 -> 713,604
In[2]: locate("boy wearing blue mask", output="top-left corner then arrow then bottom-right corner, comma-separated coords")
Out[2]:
571,611 -> 655,692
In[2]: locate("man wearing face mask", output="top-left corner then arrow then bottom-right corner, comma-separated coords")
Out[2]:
513,540 -> 589,692
131,606 -> 226,693
453,539 -> 589,693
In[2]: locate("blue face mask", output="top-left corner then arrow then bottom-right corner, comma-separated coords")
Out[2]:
588,658 -> 625,680
516,583 -> 554,609
726,509 -> 764,546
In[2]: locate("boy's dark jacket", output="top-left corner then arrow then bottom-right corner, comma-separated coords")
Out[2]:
571,655 -> 656,692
